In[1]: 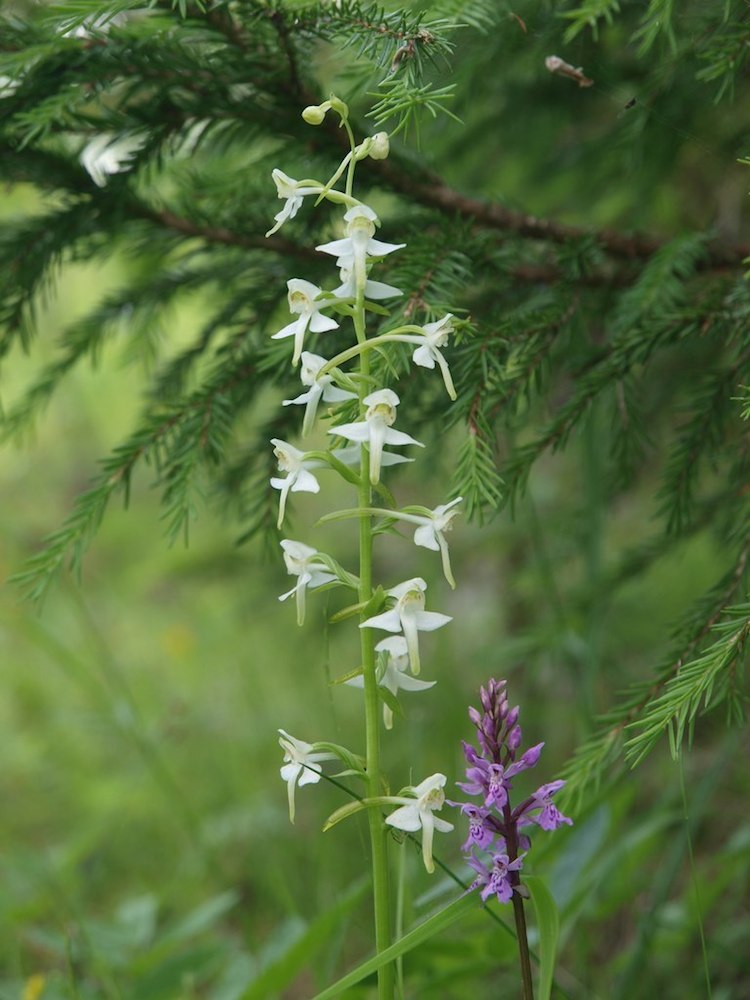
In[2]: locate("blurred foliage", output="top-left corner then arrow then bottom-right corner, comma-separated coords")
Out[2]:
2,0 -> 750,997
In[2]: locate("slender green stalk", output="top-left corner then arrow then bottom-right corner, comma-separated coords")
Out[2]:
354,243 -> 394,997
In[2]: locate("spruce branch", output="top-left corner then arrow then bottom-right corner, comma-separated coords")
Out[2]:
561,541 -> 750,807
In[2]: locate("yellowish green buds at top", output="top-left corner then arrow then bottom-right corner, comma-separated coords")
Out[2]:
301,95 -> 348,126
302,103 -> 329,125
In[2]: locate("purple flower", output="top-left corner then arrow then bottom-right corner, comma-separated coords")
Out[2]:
517,780 -> 573,832
456,744 -> 509,809
455,679 -> 573,906
450,802 -> 496,851
467,850 -> 524,904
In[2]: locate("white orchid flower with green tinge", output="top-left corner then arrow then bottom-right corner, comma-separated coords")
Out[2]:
384,773 -> 454,873
278,729 -> 337,823
386,497 -> 463,588
278,539 -> 337,626
329,388 -> 423,485
265,169 -> 325,237
270,438 -> 321,528
317,205 -> 404,286
361,577 -> 451,675
272,278 -> 339,366
346,635 -> 436,729
384,314 -> 457,399
282,352 -> 357,437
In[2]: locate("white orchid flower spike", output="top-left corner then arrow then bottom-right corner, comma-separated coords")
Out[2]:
278,539 -> 337,626
360,577 -> 451,675
283,352 -> 356,437
278,729 -> 337,823
385,773 -> 454,873
272,279 -> 339,366
266,169 -> 324,237
317,205 -> 404,285
346,635 -> 436,729
329,388 -> 423,485
270,438 -> 321,528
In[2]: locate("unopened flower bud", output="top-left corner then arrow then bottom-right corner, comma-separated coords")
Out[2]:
468,706 -> 482,727
508,725 -> 523,751
369,131 -> 389,159
302,101 -> 330,125
506,706 -> 519,728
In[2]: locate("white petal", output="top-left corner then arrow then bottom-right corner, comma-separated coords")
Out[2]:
412,344 -> 436,369
283,388 -> 315,406
414,611 -> 452,632
290,469 -> 320,493
297,766 -> 323,786
316,237 -> 352,257
414,524 -> 439,551
385,803 -> 422,832
364,278 -> 402,299
382,427 -> 424,448
388,578 -> 427,601
272,318 -> 302,341
394,673 -> 436,692
308,313 -> 339,333
360,609 -> 402,632
367,237 -> 406,257
328,421 -> 370,442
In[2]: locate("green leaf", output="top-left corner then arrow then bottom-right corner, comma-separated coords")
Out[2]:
525,876 -> 560,1000
310,892 -> 477,1000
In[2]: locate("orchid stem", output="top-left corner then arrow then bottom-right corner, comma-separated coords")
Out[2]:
355,248 -> 394,998
505,802 -> 534,1000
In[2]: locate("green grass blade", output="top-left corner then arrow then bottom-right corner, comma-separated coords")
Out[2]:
311,891 -> 476,1000
525,876 -> 560,1000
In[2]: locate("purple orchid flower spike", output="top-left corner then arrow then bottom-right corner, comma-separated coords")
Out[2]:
452,679 -> 573,907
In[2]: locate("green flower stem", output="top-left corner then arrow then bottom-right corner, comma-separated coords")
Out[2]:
318,330 -> 428,377
354,260 -> 394,998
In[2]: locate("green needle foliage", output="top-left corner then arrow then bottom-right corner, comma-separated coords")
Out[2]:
2,0 -> 750,907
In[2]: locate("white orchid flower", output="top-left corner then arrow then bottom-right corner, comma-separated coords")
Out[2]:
329,388 -> 423,485
270,438 -> 321,528
361,577 -> 451,675
278,729 -> 337,823
80,132 -> 146,187
282,352 -> 356,437
278,539 -> 337,626
272,279 -> 339,366
385,773 -> 454,873
346,636 -> 436,729
377,497 -> 463,588
266,169 -> 324,237
332,254 -> 402,302
383,315 -> 456,399
316,205 -> 404,287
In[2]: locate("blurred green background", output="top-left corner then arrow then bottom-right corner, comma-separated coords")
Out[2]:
3,2 -> 750,997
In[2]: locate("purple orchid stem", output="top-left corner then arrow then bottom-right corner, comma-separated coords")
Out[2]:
503,797 -> 534,1000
